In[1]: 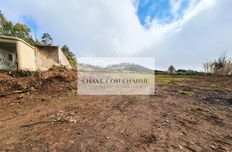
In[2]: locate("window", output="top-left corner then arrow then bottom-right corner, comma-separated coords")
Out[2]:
8,54 -> 13,61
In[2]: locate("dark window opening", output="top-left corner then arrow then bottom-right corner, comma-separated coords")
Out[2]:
8,54 -> 13,61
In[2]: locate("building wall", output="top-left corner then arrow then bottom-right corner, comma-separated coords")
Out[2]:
16,41 -> 37,71
58,48 -> 72,69
35,46 -> 72,70
0,36 -> 72,71
0,48 -> 17,70
35,48 -> 59,71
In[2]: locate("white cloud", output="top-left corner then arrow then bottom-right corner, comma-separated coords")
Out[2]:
170,0 -> 184,14
0,0 -> 231,70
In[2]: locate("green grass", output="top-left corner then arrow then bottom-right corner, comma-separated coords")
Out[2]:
157,76 -> 190,85
178,90 -> 195,96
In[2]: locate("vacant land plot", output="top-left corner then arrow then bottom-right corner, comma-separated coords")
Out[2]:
0,70 -> 231,151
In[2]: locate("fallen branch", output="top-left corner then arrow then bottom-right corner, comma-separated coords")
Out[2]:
0,89 -> 30,97
20,120 -> 50,128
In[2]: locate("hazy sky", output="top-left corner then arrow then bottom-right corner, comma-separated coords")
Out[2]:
0,0 -> 232,70
78,57 -> 155,70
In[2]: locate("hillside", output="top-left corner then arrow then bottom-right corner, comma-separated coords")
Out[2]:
78,63 -> 153,73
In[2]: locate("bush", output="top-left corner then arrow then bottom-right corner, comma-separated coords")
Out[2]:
61,45 -> 77,68
203,53 -> 232,75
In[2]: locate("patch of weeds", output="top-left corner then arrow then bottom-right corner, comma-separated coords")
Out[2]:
179,90 -> 195,97
209,83 -> 220,89
207,83 -> 232,92
65,90 -> 76,98
157,77 -> 172,85
176,82 -> 186,86
157,76 -> 189,85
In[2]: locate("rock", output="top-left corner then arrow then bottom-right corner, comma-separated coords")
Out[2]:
30,87 -> 35,91
178,145 -> 183,150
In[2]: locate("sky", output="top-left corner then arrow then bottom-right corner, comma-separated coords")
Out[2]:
0,0 -> 232,71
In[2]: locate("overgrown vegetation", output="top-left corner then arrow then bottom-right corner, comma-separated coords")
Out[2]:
61,45 -> 77,68
203,53 -> 232,75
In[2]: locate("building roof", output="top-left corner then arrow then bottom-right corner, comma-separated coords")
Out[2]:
33,44 -> 59,48
0,35 -> 34,49
0,35 -> 59,50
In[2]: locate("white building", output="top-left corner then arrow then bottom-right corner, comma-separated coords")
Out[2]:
0,35 -> 71,71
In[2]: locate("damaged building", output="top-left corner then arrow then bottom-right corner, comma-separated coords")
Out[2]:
0,35 -> 71,71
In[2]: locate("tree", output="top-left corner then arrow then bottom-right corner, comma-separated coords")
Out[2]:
61,44 -> 77,68
0,11 -> 14,36
13,23 -> 35,44
168,65 -> 176,73
0,11 -> 36,45
41,33 -> 53,45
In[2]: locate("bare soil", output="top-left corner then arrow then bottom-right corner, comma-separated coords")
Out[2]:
0,69 -> 231,152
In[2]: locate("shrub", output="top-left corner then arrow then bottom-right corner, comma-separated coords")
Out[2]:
203,53 -> 232,75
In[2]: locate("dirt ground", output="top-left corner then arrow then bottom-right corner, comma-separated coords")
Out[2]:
0,69 -> 231,152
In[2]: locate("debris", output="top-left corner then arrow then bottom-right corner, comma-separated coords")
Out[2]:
0,90 -> 29,97
30,87 -> 35,92
16,94 -> 25,100
51,111 -> 77,123
178,145 -> 183,150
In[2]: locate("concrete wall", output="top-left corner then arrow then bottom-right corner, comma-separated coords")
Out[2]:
35,46 -> 71,70
16,41 -> 37,71
58,48 -> 72,69
35,47 -> 59,71
0,48 -> 17,70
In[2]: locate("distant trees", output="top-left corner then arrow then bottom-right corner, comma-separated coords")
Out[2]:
168,65 -> 176,73
203,53 -> 232,75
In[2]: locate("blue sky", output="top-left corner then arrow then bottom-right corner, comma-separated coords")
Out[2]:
137,0 -> 191,27
21,16 -> 40,39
